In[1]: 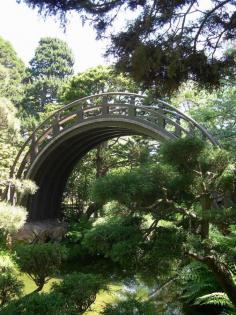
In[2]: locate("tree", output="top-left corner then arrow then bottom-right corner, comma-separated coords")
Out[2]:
2,272 -> 106,314
24,37 -> 74,112
29,37 -> 74,79
102,297 -> 157,315
0,202 -> 27,246
89,137 -> 236,307
83,216 -> 145,272
0,252 -> 23,306
1,292 -> 63,315
52,272 -> 106,313
24,76 -> 65,112
172,81 -> 236,152
61,65 -> 139,103
15,243 -> 68,292
0,36 -> 25,104
18,1 -> 236,95
0,96 -> 37,200
0,97 -> 20,132
62,134 -> 158,224
0,97 -> 36,249
0,98 -> 22,182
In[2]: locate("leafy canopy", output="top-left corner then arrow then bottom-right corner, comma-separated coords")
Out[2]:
18,0 -> 236,95
15,243 -> 68,292
2,272 -> 106,314
61,65 -> 139,103
90,137 -> 236,307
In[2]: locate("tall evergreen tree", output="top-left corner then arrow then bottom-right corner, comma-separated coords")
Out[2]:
29,37 -> 74,79
24,37 -> 74,112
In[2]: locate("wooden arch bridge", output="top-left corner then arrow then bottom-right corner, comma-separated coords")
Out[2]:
10,92 -> 217,221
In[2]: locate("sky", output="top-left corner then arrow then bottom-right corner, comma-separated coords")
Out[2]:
0,0 -> 110,73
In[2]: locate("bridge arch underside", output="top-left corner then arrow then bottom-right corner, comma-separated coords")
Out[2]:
25,119 -> 177,221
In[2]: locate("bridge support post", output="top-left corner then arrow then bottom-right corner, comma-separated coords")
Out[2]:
175,117 -> 181,137
157,107 -> 166,129
102,96 -> 109,115
53,114 -> 60,136
30,133 -> 38,162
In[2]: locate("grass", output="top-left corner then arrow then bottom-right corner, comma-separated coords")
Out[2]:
21,273 -> 121,314
19,273 -> 61,294
85,284 -> 121,314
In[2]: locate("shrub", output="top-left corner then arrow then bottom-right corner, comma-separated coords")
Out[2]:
52,272 -> 106,313
0,252 -> 23,306
15,243 -> 68,292
0,202 -> 27,236
0,292 -> 64,315
102,297 -> 157,315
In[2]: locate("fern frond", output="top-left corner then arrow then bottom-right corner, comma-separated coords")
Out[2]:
195,292 -> 234,308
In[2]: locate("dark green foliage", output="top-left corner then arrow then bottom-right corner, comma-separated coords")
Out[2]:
89,137 -> 236,307
83,216 -> 144,271
141,226 -> 186,280
2,272 -> 105,314
15,243 -> 68,291
160,137 -> 206,173
91,164 -> 174,210
210,226 -> 236,265
2,292 -> 82,315
82,215 -> 186,281
63,136 -> 157,219
195,292 -> 234,311
19,0 -> 236,94
91,167 -> 157,209
0,273 -> 23,307
62,150 -> 98,219
0,292 -> 63,315
102,297 -> 157,315
65,216 -> 93,243
52,272 -> 106,313
91,161 -> 193,213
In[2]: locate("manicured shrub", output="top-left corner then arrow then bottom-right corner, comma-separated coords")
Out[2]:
15,243 -> 68,292
52,272 -> 106,313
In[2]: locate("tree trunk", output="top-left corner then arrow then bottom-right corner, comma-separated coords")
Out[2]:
200,196 -> 211,240
86,202 -> 101,219
93,142 -> 109,218
1,291 -> 7,306
34,280 -> 45,292
96,142 -> 108,179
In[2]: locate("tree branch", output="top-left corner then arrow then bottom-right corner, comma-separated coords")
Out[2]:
193,0 -> 231,51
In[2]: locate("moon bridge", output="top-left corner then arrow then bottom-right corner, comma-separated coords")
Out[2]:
9,92 -> 217,220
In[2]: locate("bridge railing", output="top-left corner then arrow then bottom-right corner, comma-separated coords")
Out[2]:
10,92 -> 218,179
